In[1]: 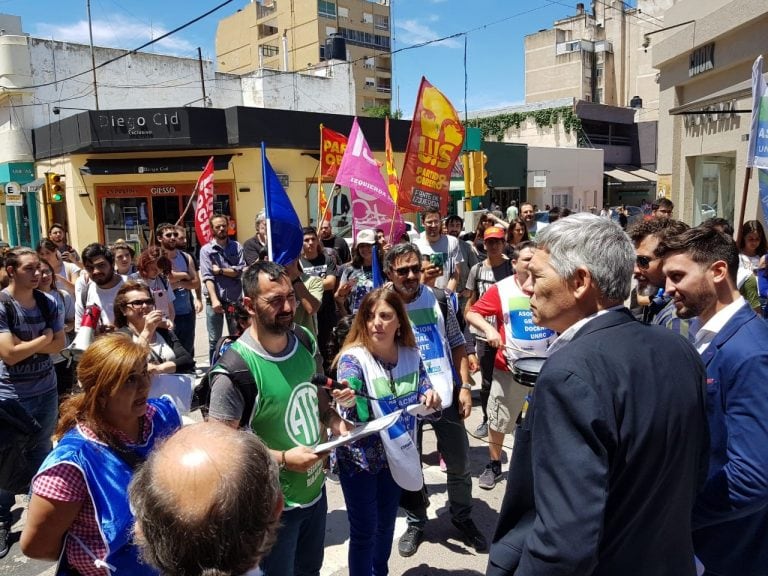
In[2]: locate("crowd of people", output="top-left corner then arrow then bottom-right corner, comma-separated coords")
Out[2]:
0,197 -> 766,576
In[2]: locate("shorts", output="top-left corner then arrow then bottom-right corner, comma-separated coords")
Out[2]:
488,369 -> 528,435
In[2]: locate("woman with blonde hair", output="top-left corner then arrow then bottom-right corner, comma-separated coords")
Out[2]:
21,333 -> 181,575
333,288 -> 440,576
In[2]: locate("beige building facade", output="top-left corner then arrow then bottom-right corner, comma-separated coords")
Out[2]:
653,0 -> 768,227
216,0 -> 392,115
525,0 -> 672,122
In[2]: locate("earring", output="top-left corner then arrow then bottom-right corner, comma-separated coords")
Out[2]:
396,328 -> 401,338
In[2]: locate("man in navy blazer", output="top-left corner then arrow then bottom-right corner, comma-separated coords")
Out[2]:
660,225 -> 768,576
487,213 -> 709,576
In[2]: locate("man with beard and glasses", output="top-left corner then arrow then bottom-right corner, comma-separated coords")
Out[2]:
75,243 -> 124,331
199,214 -> 245,363
156,223 -> 200,357
658,226 -> 768,576
383,243 -> 487,558
627,218 -> 698,341
208,261 -> 351,576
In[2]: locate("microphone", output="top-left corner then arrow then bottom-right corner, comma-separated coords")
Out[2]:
310,374 -> 375,400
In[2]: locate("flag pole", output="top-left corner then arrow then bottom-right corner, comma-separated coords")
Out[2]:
736,167 -> 753,244
318,124 -> 325,225
261,142 -> 274,263
176,156 -> 212,226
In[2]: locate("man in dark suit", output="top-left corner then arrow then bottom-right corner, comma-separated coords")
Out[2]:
659,225 -> 768,576
487,213 -> 709,576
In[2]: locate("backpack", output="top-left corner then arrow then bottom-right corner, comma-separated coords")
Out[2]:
192,324 -> 315,425
430,286 -> 466,333
0,289 -> 57,333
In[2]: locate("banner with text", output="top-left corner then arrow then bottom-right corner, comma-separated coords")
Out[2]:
748,55 -> 768,169
193,157 -> 215,246
334,118 -> 405,243
398,77 -> 465,215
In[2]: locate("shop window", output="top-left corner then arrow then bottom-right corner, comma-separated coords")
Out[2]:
693,155 -> 735,226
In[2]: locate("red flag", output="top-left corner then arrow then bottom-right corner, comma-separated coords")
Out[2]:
398,77 -> 465,215
320,126 -> 348,177
194,157 -> 215,246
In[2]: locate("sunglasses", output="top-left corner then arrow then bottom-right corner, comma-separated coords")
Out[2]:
636,255 -> 657,270
393,264 -> 422,277
126,299 -> 155,308
163,233 -> 178,238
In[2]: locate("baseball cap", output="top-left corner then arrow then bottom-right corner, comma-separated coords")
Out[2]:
484,226 -> 505,240
355,229 -> 376,245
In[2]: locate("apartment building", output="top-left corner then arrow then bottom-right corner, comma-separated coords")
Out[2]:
524,0 -> 671,123
216,0 -> 392,115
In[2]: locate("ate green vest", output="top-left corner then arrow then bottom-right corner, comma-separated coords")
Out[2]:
230,334 -> 324,508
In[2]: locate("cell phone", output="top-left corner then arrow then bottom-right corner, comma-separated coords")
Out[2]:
429,253 -> 445,275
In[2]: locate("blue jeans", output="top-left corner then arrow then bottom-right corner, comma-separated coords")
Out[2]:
0,387 -> 58,524
206,303 -> 239,364
405,401 -> 473,528
340,466 -> 401,576
260,489 -> 327,576
173,312 -> 196,358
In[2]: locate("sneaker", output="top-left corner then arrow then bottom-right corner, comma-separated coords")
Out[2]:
398,525 -> 424,557
478,463 -> 502,490
475,421 -> 489,438
439,456 -> 447,473
452,517 -> 488,553
0,523 -> 10,560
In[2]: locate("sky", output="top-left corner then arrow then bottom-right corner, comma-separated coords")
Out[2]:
1,0 -> 614,117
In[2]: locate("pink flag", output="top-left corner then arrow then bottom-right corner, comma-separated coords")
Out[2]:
334,118 -> 406,243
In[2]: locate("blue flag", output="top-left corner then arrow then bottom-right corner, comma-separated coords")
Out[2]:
262,142 -> 303,265
372,244 -> 384,288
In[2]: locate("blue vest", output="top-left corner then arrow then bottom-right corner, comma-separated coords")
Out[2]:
37,397 -> 181,575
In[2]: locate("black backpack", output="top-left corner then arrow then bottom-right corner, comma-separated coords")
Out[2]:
192,324 -> 315,426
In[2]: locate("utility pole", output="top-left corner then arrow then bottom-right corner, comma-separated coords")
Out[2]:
87,0 -> 99,109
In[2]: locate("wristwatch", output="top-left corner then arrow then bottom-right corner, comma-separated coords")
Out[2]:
461,383 -> 473,390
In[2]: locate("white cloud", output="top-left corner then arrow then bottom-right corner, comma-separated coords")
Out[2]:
396,19 -> 461,49
33,14 -> 196,56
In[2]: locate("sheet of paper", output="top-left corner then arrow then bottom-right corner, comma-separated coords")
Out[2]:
314,409 -> 402,453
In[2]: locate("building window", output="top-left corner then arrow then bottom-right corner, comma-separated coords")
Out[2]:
595,88 -> 603,104
376,77 -> 391,93
693,155 -> 735,226
261,44 -> 279,57
318,0 -> 336,18
363,12 -> 373,24
338,6 -> 348,18
363,57 -> 375,69
365,77 -> 375,88
374,14 -> 389,30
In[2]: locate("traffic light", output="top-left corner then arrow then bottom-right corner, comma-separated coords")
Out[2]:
45,172 -> 65,203
470,152 -> 488,197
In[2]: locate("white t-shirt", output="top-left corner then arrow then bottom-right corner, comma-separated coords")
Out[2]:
415,233 -> 464,290
75,277 -> 125,329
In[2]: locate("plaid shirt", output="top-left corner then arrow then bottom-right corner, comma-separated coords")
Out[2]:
32,405 -> 156,576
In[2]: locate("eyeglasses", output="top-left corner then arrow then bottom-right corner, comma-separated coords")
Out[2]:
257,293 -> 296,308
423,220 -> 441,227
636,255 -> 657,270
393,264 -> 422,277
163,233 -> 178,238
126,299 -> 155,308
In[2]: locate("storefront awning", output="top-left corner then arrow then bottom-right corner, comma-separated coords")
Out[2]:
604,168 -> 651,184
21,177 -> 45,192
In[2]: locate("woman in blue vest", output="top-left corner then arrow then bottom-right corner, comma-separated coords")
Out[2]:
333,288 -> 441,576
21,333 -> 181,575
